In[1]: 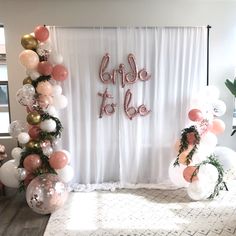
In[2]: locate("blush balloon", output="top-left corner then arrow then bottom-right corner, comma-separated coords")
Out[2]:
49,151 -> 68,169
19,50 -> 39,70
28,126 -> 41,139
183,166 -> 199,182
23,154 -> 42,172
37,61 -> 53,76
38,95 -> 53,109
209,119 -> 226,135
34,25 -> 49,42
52,65 -> 68,81
188,109 -> 204,122
36,81 -> 52,95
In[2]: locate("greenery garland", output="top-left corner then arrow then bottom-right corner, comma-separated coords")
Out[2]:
174,125 -> 200,166
18,147 -> 57,191
191,155 -> 227,199
39,113 -> 63,141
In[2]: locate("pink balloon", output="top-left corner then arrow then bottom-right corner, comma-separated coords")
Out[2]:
49,151 -> 68,169
183,166 -> 199,182
28,126 -> 41,139
34,25 -> 49,42
36,81 -> 52,95
209,119 -> 225,135
23,154 -> 42,172
37,61 -> 53,76
19,50 -> 39,69
38,95 -> 53,109
188,109 -> 204,122
52,65 -> 68,81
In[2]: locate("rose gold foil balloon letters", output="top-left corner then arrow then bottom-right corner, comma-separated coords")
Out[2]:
98,53 -> 151,120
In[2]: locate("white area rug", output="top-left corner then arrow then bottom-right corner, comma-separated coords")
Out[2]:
44,181 -> 236,236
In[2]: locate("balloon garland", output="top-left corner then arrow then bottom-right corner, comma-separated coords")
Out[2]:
0,25 -> 74,214
169,85 -> 230,200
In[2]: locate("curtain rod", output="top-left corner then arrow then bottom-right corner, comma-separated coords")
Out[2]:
51,26 -> 209,29
207,25 -> 211,86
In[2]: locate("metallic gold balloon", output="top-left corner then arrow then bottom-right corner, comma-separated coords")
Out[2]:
27,111 -> 41,125
23,77 -> 33,85
25,140 -> 41,149
21,34 -> 38,50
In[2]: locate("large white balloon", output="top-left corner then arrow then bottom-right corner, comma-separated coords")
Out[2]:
214,146 -> 236,175
56,165 -> 74,183
0,160 -> 19,188
198,164 -> 218,184
168,159 -> 189,188
187,180 -> 214,201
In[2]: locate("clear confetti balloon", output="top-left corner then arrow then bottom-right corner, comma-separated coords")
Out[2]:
26,173 -> 68,215
9,120 -> 28,138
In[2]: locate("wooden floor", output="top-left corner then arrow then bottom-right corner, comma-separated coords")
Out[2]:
0,191 -> 50,236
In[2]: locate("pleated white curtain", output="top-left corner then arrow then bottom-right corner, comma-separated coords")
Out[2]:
49,27 -> 207,190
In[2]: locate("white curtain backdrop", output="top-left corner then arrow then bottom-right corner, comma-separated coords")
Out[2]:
49,27 -> 207,190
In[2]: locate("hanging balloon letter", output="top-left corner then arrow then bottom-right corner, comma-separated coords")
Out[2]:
124,89 -> 151,120
98,88 -> 116,118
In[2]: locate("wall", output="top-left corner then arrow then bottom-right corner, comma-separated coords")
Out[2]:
0,0 -> 236,153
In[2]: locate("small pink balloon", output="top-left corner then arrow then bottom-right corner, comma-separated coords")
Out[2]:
34,25 -> 49,42
36,81 -> 52,95
52,65 -> 68,81
23,154 -> 42,172
188,109 -> 204,122
49,151 -> 68,169
28,126 -> 41,139
37,61 -> 53,76
209,119 -> 225,135
19,50 -> 39,69
38,95 -> 53,109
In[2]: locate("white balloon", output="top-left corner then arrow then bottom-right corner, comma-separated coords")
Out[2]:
53,94 -> 68,110
168,159 -> 189,188
49,51 -> 64,65
210,100 -> 227,117
187,180 -> 214,200
61,150 -> 71,164
0,160 -> 19,188
56,165 -> 74,183
214,146 -> 236,172
52,85 -> 62,96
44,105 -> 58,116
42,146 -> 53,156
18,132 -> 30,144
198,164 -> 218,184
200,132 -> 217,148
11,147 -> 22,165
40,119 -> 57,132
199,86 -> 220,101
29,70 -> 41,80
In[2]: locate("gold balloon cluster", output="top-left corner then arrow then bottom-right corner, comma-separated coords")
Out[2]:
21,34 -> 38,50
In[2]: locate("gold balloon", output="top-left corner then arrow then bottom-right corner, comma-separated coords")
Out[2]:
21,34 -> 38,50
27,111 -> 41,125
25,140 -> 41,149
23,77 -> 33,85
